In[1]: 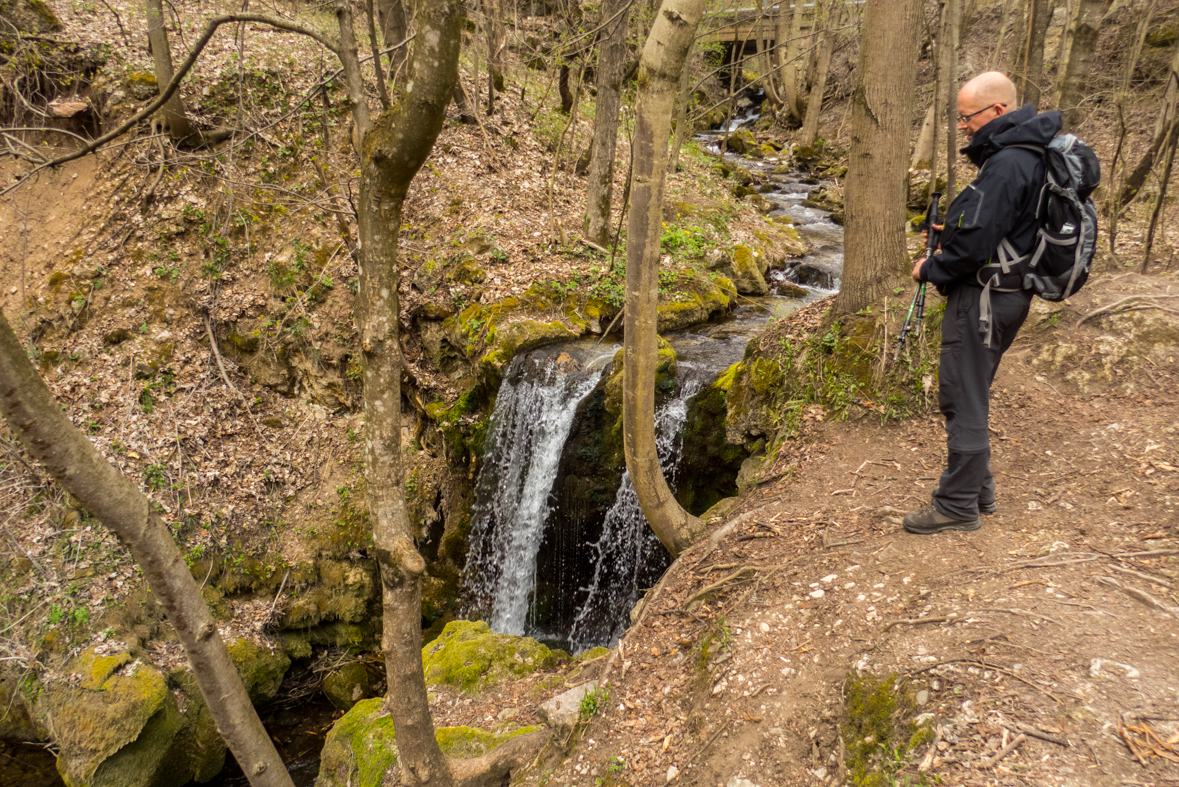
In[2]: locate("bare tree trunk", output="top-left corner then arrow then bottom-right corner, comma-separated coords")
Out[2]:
377,0 -> 409,81
781,0 -> 806,122
559,62 -> 574,113
0,318 -> 293,787
1136,116 -> 1174,273
944,0 -> 960,203
834,0 -> 923,315
1018,0 -> 1054,107
754,0 -> 783,111
1142,117 -> 1178,271
486,0 -> 505,114
1118,31 -> 1178,209
145,0 -> 197,143
912,100 -> 937,171
335,2 -> 466,784
625,0 -> 708,559
1005,0 -> 1028,74
668,45 -> 693,172
584,0 -> 632,245
798,3 -> 840,147
990,0 -> 1016,70
1054,0 -> 1106,130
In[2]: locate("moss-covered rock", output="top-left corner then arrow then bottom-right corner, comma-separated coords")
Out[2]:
47,649 -> 189,787
322,662 -> 372,711
316,697 -> 545,787
421,621 -> 565,692
656,274 -> 735,332
678,370 -> 750,514
705,245 -> 769,296
227,639 -> 290,705
724,358 -> 786,446
723,128 -> 757,155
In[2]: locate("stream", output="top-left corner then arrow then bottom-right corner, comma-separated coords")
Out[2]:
461,137 -> 844,654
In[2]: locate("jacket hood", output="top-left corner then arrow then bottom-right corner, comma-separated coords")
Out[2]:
961,104 -> 1062,166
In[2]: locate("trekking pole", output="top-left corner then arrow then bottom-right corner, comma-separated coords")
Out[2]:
893,192 -> 942,363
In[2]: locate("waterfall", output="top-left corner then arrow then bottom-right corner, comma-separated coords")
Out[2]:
566,379 -> 703,651
461,352 -> 605,636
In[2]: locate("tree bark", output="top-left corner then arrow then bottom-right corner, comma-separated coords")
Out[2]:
377,0 -> 409,79
145,0 -> 197,143
0,318 -> 293,787
944,0 -> 960,203
781,0 -> 807,122
335,1 -> 464,784
625,0 -> 708,559
798,2 -> 840,147
1117,33 -> 1178,209
1054,0 -> 1106,131
584,0 -> 632,245
1018,0 -> 1054,108
990,0 -> 1016,70
486,0 -> 505,113
668,45 -> 693,172
834,0 -> 923,315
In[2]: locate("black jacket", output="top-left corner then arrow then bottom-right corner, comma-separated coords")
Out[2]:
920,104 -> 1062,291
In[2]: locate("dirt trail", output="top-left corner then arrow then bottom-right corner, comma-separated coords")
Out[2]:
520,286 -> 1179,787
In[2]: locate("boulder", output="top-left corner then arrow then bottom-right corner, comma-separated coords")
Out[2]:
705,246 -> 769,296
43,649 -> 223,787
227,639 -> 290,704
322,662 -> 372,711
723,128 -> 757,155
421,621 -> 565,692
537,682 -> 597,736
315,697 -> 544,787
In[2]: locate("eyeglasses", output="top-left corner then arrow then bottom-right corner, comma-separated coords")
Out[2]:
958,103 -> 1006,124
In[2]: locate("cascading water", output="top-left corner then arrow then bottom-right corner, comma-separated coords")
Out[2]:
461,351 -> 606,635
566,378 -> 703,652
461,154 -> 843,652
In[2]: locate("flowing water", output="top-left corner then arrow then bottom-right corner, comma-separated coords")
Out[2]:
461,147 -> 845,651
462,346 -> 616,636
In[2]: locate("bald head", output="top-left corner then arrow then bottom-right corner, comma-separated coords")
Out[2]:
956,72 -> 1019,139
958,72 -> 1018,112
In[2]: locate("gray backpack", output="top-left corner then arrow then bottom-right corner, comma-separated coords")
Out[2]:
975,134 -> 1100,346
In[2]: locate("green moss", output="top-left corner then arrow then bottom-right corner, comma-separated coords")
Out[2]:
435,725 -> 542,758
841,672 -> 931,787
421,621 -> 565,693
226,639 -> 290,704
318,698 -> 545,787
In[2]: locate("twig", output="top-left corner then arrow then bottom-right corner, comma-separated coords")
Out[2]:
1097,576 -> 1179,616
682,567 -> 758,609
203,317 -> 264,437
1076,294 -> 1179,327
906,659 -> 1063,704
1015,722 -> 1070,747
266,568 -> 291,625
978,733 -> 1025,768
883,616 -> 950,631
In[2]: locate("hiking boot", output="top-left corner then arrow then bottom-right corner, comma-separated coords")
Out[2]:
902,504 -> 980,535
979,500 -> 997,515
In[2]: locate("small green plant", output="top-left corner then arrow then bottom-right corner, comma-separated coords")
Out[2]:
154,264 -> 180,282
143,463 -> 169,490
578,683 -> 609,721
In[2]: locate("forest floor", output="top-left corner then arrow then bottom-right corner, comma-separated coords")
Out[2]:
501,279 -> 1179,787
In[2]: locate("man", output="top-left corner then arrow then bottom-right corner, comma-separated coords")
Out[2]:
903,71 -> 1061,535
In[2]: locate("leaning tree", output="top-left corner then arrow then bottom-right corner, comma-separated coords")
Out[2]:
0,2 -> 543,785
623,0 -> 710,559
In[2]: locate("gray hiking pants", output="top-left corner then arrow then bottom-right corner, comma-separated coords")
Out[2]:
932,283 -> 1032,520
